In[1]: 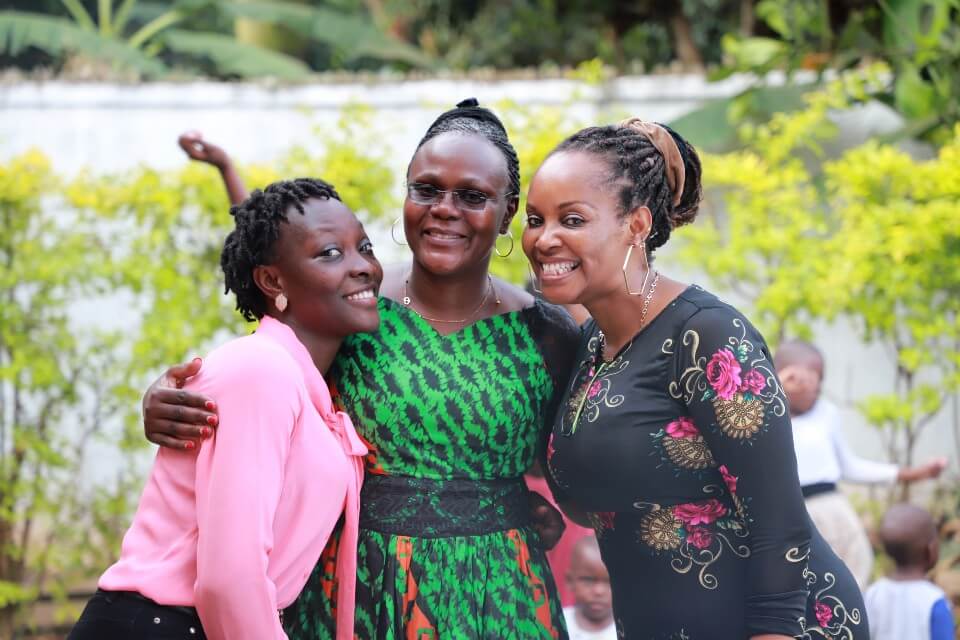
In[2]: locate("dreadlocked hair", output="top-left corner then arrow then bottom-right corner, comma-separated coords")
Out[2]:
553,122 -> 702,253
412,97 -> 521,197
221,177 -> 341,322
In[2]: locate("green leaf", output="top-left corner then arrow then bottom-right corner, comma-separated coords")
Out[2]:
668,84 -> 810,152
0,11 -> 167,76
59,0 -> 95,31
219,0 -> 433,67
893,65 -> 939,119
723,35 -> 787,69
159,28 -> 311,79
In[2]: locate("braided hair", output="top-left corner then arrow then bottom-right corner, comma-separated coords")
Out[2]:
411,98 -> 521,197
221,177 -> 341,322
553,123 -> 702,253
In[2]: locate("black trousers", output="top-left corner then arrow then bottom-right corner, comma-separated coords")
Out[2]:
68,589 -> 207,640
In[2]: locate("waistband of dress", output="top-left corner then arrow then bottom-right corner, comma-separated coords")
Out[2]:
801,481 -> 838,499
359,474 -> 531,538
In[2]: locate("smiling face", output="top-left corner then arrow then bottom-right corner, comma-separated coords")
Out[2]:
523,150 -> 642,306
257,197 -> 383,338
404,132 -> 517,276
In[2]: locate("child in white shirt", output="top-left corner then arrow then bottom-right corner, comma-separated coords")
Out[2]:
562,536 -> 617,640
866,503 -> 954,640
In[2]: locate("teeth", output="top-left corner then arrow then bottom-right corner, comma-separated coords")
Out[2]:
428,231 -> 460,240
541,261 -> 578,276
346,289 -> 375,301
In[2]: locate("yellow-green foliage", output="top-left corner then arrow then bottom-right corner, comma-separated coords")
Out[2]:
675,72 -> 960,467
0,107 -> 397,629
820,129 -> 960,457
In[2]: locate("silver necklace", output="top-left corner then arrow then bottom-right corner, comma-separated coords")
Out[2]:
598,270 -> 660,362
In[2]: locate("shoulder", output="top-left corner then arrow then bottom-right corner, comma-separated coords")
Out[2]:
671,286 -> 766,348
492,276 -> 535,312
190,332 -> 304,398
524,298 -> 581,346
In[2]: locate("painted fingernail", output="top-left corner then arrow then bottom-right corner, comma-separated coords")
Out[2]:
201,427 -> 212,438
205,401 -> 216,411
184,441 -> 196,450
192,357 -> 202,366
206,415 -> 218,426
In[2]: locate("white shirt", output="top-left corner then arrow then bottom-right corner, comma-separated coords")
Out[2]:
792,399 -> 898,487
866,577 -> 948,640
563,607 -> 618,640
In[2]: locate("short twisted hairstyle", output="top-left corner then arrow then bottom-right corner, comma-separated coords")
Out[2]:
221,177 -> 341,321
552,123 -> 702,253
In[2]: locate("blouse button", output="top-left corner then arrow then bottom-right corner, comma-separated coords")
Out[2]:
189,628 -> 197,635
153,616 -> 161,624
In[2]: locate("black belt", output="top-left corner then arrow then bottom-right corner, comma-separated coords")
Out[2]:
99,589 -> 201,620
359,474 -> 532,537
801,482 -> 838,499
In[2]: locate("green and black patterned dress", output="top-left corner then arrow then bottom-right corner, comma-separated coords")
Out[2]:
283,297 -> 579,639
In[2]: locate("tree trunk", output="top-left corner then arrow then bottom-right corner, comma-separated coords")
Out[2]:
739,0 -> 755,36
667,7 -> 704,69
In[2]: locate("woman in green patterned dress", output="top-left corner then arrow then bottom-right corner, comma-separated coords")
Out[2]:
144,100 -> 580,639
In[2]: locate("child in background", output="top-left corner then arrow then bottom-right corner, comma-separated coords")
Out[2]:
865,503 -> 954,640
563,536 -> 617,640
775,339 -> 946,588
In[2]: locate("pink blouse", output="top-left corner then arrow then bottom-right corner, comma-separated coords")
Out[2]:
99,316 -> 366,640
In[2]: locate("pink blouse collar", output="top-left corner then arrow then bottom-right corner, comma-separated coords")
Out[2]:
256,316 -> 367,457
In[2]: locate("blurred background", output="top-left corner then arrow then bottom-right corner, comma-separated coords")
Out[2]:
1,0 -> 959,637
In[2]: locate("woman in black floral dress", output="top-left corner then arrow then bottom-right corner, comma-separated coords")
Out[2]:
521,119 -> 868,639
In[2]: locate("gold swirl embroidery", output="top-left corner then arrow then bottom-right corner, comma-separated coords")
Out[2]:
796,568 -> 863,639
786,546 -> 811,563
668,526 -> 751,590
562,335 -> 630,435
635,501 -> 751,591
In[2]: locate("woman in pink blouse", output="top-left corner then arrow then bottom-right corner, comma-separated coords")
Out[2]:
68,178 -> 382,640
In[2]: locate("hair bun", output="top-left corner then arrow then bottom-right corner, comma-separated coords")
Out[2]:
456,98 -> 480,108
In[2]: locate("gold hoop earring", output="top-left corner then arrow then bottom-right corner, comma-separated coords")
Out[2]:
391,217 -> 407,246
526,263 -> 542,294
275,292 -> 288,312
622,240 -> 651,296
495,231 -> 514,258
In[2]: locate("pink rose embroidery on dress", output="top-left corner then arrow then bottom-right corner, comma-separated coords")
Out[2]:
718,465 -> 738,495
686,527 -> 714,550
739,369 -> 766,395
665,417 -> 699,439
673,499 -> 728,526
814,600 -> 833,626
705,349 -> 742,400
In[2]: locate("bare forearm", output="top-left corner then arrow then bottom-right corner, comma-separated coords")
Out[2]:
219,163 -> 248,205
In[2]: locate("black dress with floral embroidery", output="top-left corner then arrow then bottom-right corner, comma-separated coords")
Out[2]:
547,286 -> 867,639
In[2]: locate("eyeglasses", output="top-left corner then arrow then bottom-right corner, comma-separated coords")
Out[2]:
407,183 -> 514,213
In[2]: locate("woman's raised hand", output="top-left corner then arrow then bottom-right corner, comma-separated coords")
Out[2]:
177,131 -> 230,169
